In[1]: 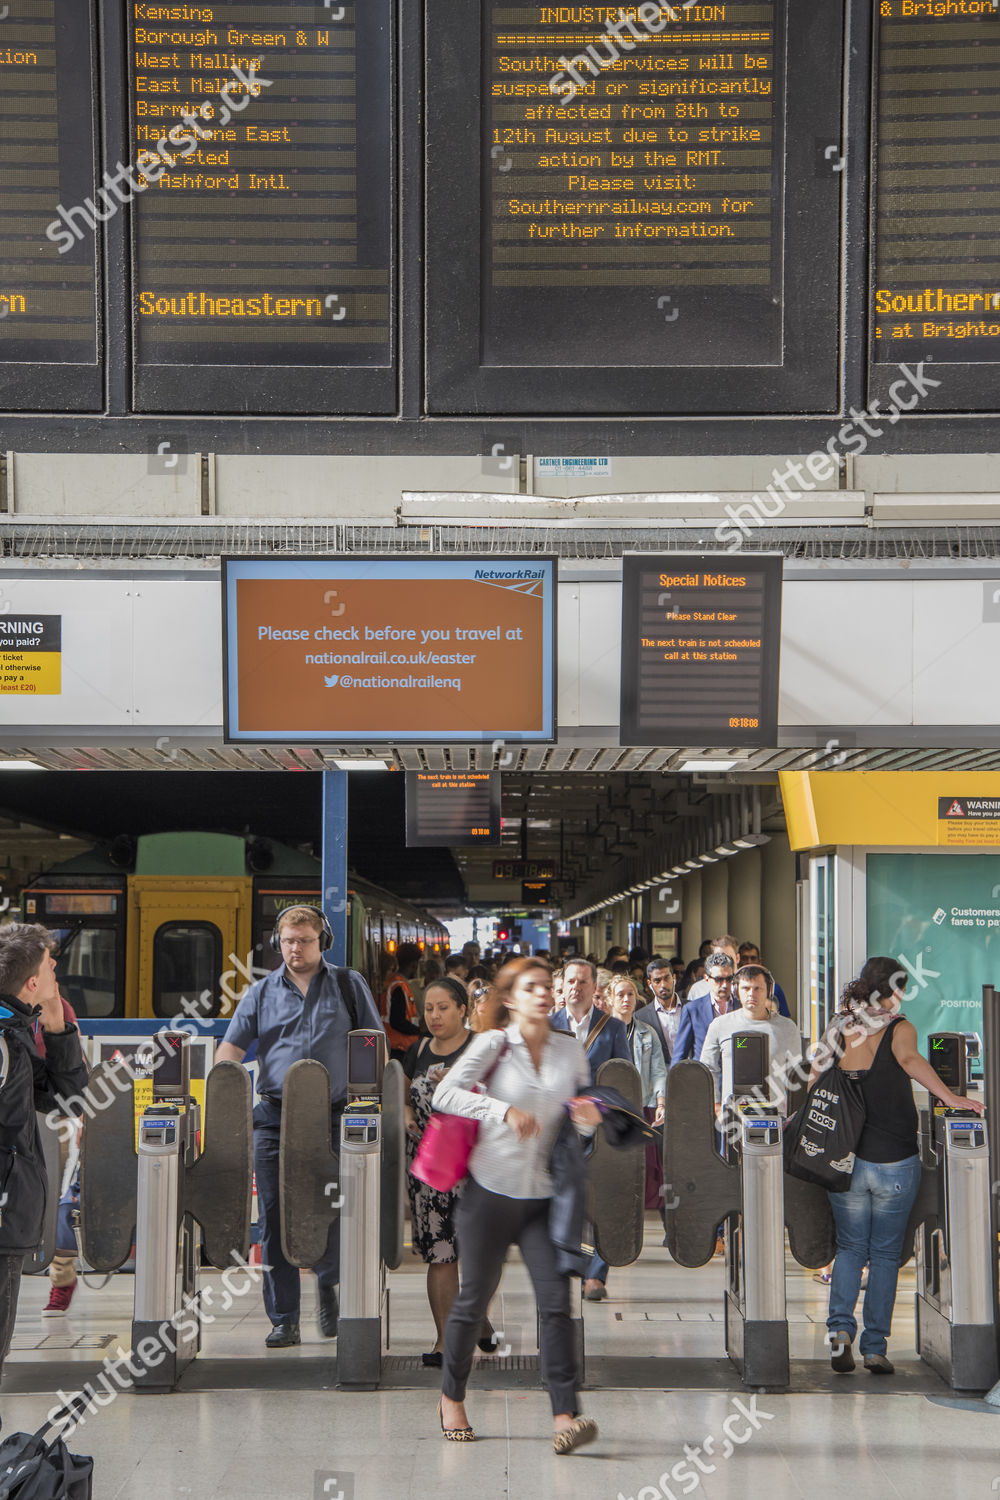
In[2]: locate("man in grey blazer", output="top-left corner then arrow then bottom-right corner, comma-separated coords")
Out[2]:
549,958 -> 631,1300
635,958 -> 682,1072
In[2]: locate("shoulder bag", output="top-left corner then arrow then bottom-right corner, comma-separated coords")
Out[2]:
410,1039 -> 509,1193
783,1024 -> 867,1192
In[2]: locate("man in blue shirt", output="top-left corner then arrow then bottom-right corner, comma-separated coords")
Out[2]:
216,906 -> 382,1349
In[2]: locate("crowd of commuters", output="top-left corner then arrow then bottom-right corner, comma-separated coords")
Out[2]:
0,909 -> 973,1450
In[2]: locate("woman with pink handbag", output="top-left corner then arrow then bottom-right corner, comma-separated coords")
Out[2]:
432,956 -> 603,1456
403,976 -> 497,1368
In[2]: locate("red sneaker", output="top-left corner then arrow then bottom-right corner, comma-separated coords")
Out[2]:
42,1281 -> 76,1318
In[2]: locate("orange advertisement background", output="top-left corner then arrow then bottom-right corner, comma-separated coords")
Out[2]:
235,577 -> 546,734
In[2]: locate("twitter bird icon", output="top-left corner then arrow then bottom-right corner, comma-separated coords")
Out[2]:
325,675 -> 339,688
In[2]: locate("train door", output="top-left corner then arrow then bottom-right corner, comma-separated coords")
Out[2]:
127,876 -> 253,1021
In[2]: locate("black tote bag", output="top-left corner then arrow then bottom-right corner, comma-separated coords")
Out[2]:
783,1064 -> 867,1193
0,1400 -> 93,1500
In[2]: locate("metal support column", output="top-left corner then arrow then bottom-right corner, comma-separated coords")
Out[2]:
322,769 -> 349,960
982,984 -> 1000,1364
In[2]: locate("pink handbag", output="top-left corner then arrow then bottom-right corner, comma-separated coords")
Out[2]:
410,1041 -> 508,1192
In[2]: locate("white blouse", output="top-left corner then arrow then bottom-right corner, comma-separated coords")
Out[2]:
431,1023 -> 590,1200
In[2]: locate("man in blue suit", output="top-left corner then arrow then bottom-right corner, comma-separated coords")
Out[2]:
550,957 -> 632,1301
669,952 -> 736,1067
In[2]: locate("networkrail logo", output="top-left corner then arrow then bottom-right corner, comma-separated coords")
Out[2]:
474,567 -> 547,596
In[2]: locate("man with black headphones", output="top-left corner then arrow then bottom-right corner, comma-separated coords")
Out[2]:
699,964 -> 803,1114
216,904 -> 383,1349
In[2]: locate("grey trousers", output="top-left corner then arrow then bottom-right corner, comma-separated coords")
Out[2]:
0,1252 -> 24,1382
442,1177 -> 579,1417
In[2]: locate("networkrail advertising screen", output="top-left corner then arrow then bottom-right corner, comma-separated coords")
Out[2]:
223,557 -> 557,743
127,1 -> 392,372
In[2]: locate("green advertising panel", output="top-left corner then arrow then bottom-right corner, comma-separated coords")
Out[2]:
866,852 -> 1000,1059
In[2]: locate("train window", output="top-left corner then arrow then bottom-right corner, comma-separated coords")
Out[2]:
152,922 -> 223,1021
51,925 -> 121,1019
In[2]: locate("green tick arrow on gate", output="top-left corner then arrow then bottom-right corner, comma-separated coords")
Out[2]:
932,1039 -> 944,1049
736,1038 -> 747,1048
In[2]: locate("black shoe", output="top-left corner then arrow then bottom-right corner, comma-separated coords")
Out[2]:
265,1321 -> 300,1349
829,1332 -> 855,1373
318,1286 -> 339,1339
422,1350 -> 443,1368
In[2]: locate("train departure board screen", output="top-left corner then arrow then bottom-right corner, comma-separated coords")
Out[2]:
0,0 -> 100,408
128,0 -> 393,412
223,557 -> 557,743
485,1 -> 782,368
619,553 -> 782,747
406,771 -> 502,848
873,0 -> 1000,407
425,0 -> 842,414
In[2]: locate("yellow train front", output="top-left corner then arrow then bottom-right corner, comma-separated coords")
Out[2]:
21,829 -> 448,1046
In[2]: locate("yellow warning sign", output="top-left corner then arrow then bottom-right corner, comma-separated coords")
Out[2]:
0,615 -> 61,695
937,796 -> 1000,847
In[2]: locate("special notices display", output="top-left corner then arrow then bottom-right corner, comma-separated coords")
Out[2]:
873,0 -> 1000,374
128,1 -> 392,373
619,553 -> 781,747
486,2 -> 782,366
0,2 -> 98,378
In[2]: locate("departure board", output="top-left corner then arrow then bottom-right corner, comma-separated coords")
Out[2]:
873,1 -> 1000,401
128,0 -> 393,410
0,0 -> 99,407
485,2 -> 782,367
405,771 -> 502,848
619,553 -> 782,747
425,0 -> 842,414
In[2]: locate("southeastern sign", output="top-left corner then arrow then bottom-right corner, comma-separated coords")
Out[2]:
223,557 -> 556,742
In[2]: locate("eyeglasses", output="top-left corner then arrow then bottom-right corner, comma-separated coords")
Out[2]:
280,935 -> 320,949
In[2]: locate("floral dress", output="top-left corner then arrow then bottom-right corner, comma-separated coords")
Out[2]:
405,1035 -> 473,1265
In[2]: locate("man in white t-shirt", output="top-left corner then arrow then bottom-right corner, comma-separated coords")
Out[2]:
700,965 -> 803,1112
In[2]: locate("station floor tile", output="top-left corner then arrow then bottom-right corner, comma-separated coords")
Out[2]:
1,1217 -> 996,1499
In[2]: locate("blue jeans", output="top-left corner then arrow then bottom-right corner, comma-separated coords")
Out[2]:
827,1154 -> 921,1358
253,1099 -> 340,1326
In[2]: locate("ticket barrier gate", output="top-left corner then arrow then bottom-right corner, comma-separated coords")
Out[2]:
903,1035 -> 996,1391
23,1111 -> 63,1276
279,1029 -> 406,1390
664,1053 -> 835,1392
79,1032 -> 252,1391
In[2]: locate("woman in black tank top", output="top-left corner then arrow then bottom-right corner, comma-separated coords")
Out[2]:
814,957 -> 983,1376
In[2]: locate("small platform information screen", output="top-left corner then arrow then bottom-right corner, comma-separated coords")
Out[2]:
128,0 -> 392,371
484,1 -> 782,367
406,771 -> 502,847
619,553 -> 782,746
